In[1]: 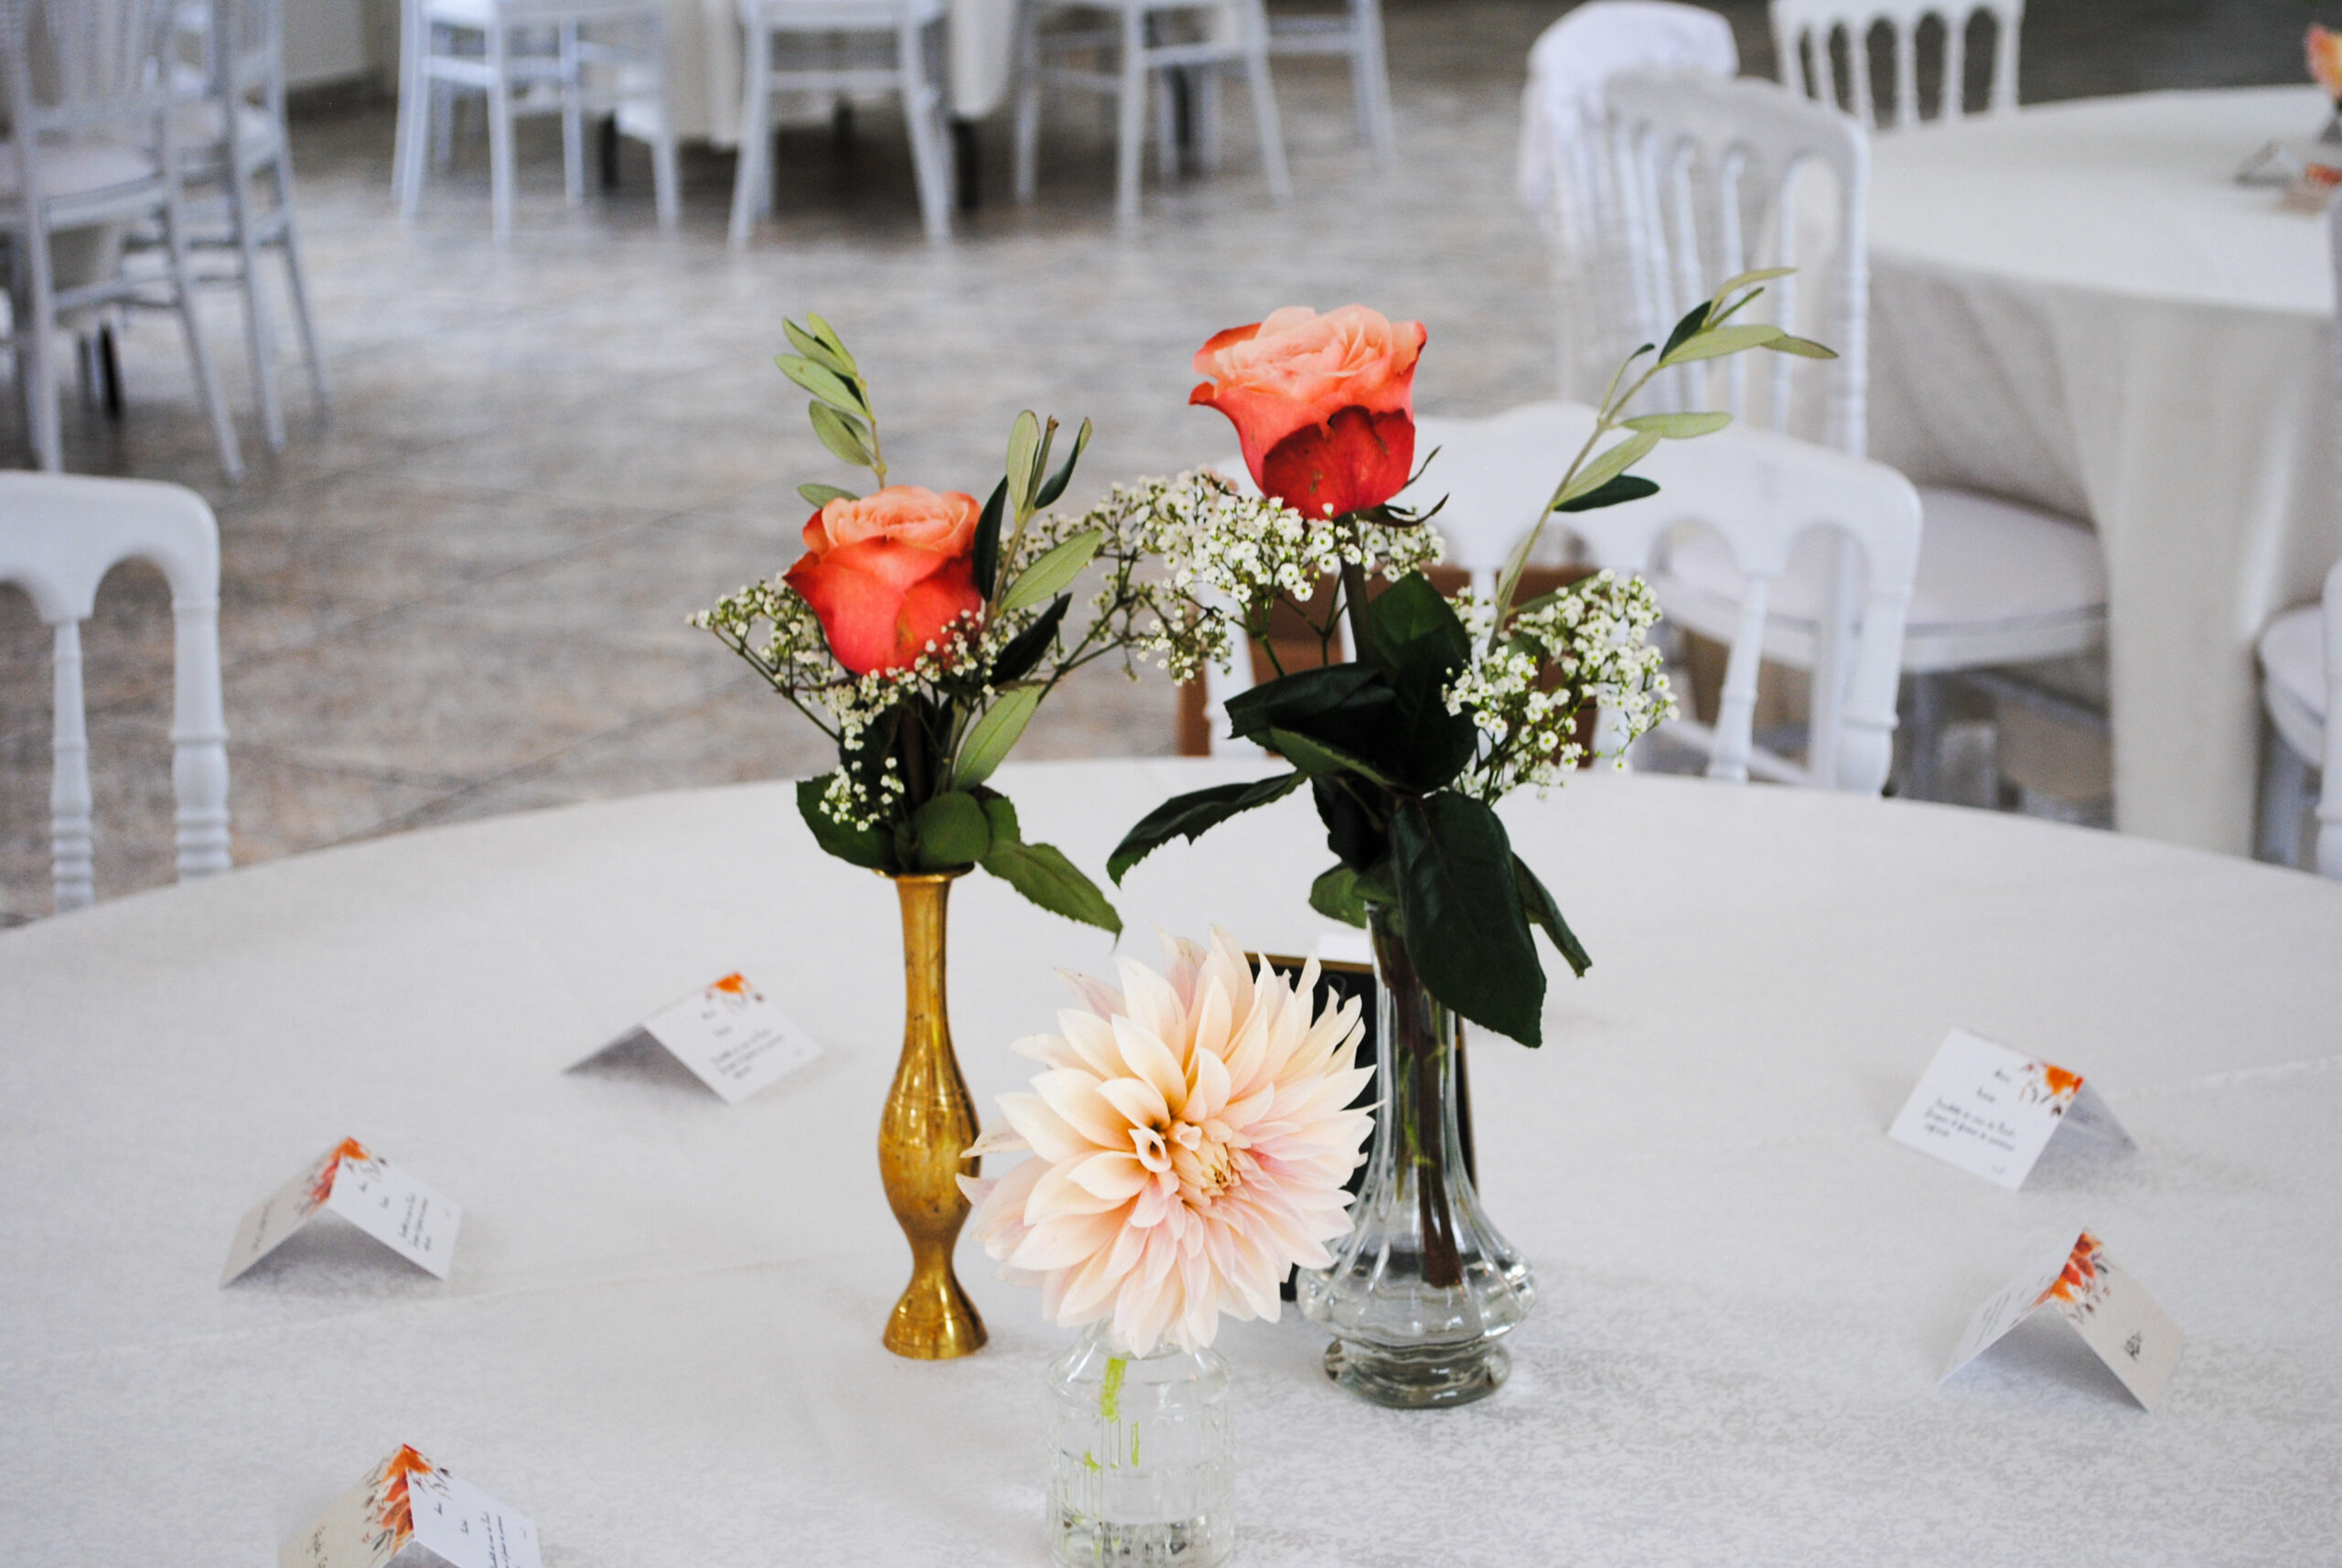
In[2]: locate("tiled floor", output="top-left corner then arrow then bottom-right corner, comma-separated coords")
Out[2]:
0,0 -> 2310,922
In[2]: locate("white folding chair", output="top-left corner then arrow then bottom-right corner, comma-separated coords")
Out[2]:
395,0 -> 679,242
1402,402 -> 1920,792
1014,0 -> 1290,221
1604,69 -> 2103,800
158,0 -> 329,454
0,0 -> 243,480
2255,560 -> 2340,879
1515,0 -> 1736,404
1265,0 -> 1393,169
728,0 -> 953,245
0,474 -> 229,914
1770,0 -> 2021,129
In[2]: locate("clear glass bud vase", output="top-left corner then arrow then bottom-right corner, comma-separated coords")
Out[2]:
1296,908 -> 1536,1407
1045,1323 -> 1234,1568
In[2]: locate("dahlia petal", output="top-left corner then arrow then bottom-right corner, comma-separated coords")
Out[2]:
1065,1150 -> 1152,1202
1110,1015 -> 1188,1115
1033,1069 -> 1131,1152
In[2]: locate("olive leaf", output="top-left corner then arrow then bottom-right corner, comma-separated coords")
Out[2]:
809,403 -> 876,468
998,528 -> 1102,614
950,685 -> 1043,790
798,482 -> 858,509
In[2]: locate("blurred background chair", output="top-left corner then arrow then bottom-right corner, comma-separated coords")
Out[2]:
0,0 -> 243,479
1771,0 -> 2022,129
1265,0 -> 1393,169
2257,562 -> 2339,879
729,0 -> 953,244
396,0 -> 679,242
0,473 -> 229,913
152,0 -> 329,453
1602,68 -> 2103,802
1015,0 -> 1289,221
1516,0 -> 1735,406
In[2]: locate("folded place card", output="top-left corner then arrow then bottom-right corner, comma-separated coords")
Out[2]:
223,1139 -> 460,1284
283,1445 -> 542,1568
1942,1230 -> 2183,1412
573,972 -> 820,1105
1887,1027 -> 2133,1191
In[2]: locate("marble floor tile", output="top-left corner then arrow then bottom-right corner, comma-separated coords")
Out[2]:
0,0 -> 2306,918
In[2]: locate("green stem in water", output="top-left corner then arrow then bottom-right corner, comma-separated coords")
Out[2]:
1100,1355 -> 1126,1423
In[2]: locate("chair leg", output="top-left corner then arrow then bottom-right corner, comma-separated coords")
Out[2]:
897,16 -> 952,241
488,24 -> 518,242
1902,670 -> 1945,801
273,166 -> 332,411
560,20 -> 586,205
2258,724 -> 2310,867
228,157 -> 288,452
1012,5 -> 1043,202
1195,64 -> 1221,172
170,600 -> 232,880
162,193 -> 245,483
1155,62 -> 1178,184
729,33 -> 770,245
1352,0 -> 1395,167
395,3 -> 429,210
649,23 -> 682,228
48,619 -> 94,912
1238,0 -> 1290,199
98,323 -> 124,420
433,79 -> 458,171
1113,6 -> 1146,220
2316,760 -> 2340,879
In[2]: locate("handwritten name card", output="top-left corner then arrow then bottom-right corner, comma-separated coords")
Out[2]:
1942,1230 -> 2183,1412
283,1446 -> 542,1568
223,1139 -> 460,1284
1887,1028 -> 2133,1190
574,972 -> 821,1105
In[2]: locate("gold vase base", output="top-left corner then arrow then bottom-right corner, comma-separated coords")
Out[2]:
882,1264 -> 989,1359
1322,1337 -> 1508,1408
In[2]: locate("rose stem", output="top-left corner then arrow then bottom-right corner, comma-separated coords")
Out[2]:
1380,922 -> 1464,1290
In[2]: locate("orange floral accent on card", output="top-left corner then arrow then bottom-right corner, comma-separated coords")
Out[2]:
368,1445 -> 435,1552
2041,1065 -> 2082,1101
2035,1231 -> 2108,1310
307,1138 -> 374,1209
712,973 -> 749,996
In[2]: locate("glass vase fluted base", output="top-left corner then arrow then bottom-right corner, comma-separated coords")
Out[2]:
1045,1326 -> 1234,1568
1297,908 -> 1535,1410
1321,1336 -> 1509,1410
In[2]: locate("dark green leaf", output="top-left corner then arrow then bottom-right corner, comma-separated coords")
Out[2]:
1311,775 -> 1387,870
1223,663 -> 1384,745
1310,864 -> 1369,927
809,403 -> 876,469
1511,854 -> 1591,978
1556,474 -> 1660,514
981,793 -> 1022,844
1659,299 -> 1712,363
796,775 -> 894,871
912,789 -> 992,870
776,353 -> 864,413
798,482 -> 858,509
1032,417 -> 1093,509
990,595 -> 1069,685
1363,571 -> 1470,682
972,478 -> 1009,598
1108,771 -> 1305,882
1263,727 -> 1395,787
1391,793 -> 1544,1045
783,320 -> 854,379
982,839 -> 1123,934
1361,573 -> 1478,790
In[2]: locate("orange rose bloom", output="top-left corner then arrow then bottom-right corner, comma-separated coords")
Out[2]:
1189,305 -> 1428,520
2312,25 -> 2342,100
784,486 -> 983,675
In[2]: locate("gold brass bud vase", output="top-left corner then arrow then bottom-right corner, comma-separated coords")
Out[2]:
876,870 -> 988,1359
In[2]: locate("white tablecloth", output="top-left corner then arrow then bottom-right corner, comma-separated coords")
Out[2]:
661,0 -> 1021,143
1866,86 -> 2342,856
5,760 -> 2340,1563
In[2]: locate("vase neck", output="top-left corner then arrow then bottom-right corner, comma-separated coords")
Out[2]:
893,873 -> 957,1022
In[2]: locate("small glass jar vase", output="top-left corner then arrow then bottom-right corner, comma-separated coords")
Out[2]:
1296,907 -> 1536,1407
1044,1323 -> 1235,1568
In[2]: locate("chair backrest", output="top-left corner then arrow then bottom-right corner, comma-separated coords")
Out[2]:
1605,69 -> 1870,457
0,0 -> 180,143
1515,1 -> 1737,403
1400,402 -> 1918,792
1770,0 -> 2018,128
0,475 -> 230,913
2317,557 -> 2342,879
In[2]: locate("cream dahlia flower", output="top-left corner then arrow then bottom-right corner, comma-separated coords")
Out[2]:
959,929 -> 1375,1355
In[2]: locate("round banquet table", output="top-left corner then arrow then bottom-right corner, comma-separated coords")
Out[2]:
1864,85 -> 2342,858
5,759 -> 2340,1564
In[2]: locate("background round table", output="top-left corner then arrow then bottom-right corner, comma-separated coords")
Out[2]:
1865,85 -> 2341,856
5,759 -> 2339,1563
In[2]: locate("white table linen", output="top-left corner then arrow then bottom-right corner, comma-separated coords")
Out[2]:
1865,85 -> 2342,856
5,759 -> 2340,1563
660,0 -> 1019,143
